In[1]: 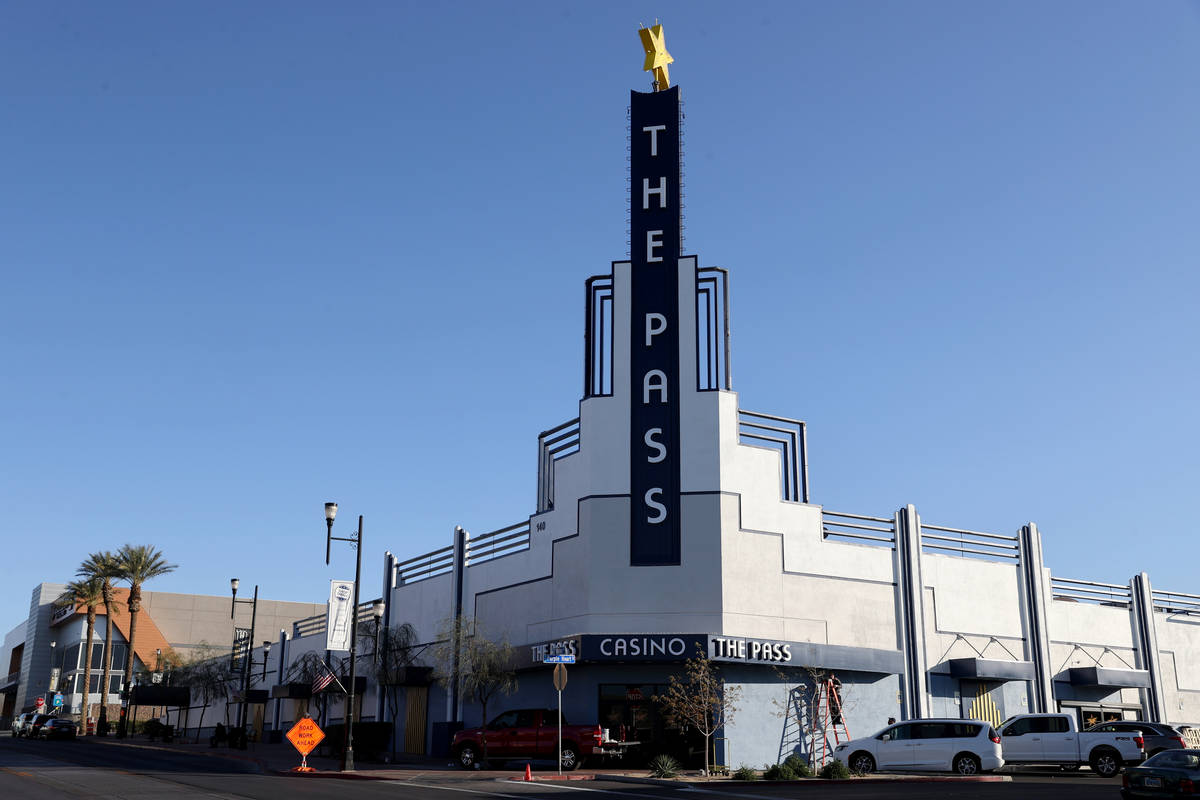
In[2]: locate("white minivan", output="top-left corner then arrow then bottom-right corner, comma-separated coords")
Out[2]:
834,718 -> 1004,775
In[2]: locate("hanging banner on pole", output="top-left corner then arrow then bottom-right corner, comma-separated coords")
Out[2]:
326,580 -> 354,652
231,627 -> 250,671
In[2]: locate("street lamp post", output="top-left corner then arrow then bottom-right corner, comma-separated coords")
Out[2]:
370,601 -> 384,658
49,641 -> 59,713
324,502 -> 363,772
229,578 -> 259,733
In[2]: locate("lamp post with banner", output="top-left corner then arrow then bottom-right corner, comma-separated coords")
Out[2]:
323,502 -> 364,772
229,578 -> 258,734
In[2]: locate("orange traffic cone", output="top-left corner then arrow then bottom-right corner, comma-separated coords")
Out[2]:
524,763 -> 532,781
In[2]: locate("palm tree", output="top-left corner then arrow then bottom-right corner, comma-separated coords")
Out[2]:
116,544 -> 177,726
54,577 -> 104,735
77,551 -> 122,734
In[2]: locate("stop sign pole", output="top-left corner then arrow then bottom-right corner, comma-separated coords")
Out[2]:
545,655 -> 574,775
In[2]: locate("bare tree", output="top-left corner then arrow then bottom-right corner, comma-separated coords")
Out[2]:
286,651 -> 337,724
429,616 -> 517,765
372,623 -> 418,760
174,644 -> 236,743
654,645 -> 741,777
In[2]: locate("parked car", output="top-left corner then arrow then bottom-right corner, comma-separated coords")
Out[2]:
1121,748 -> 1200,798
26,714 -> 54,739
451,708 -> 633,770
37,719 -> 77,741
1086,721 -> 1187,757
833,718 -> 1003,775
11,712 -> 37,737
999,713 -> 1145,777
1175,724 -> 1200,749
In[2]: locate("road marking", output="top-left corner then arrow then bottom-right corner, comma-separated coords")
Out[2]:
394,781 -> 528,799
504,780 -> 695,799
509,780 -> 805,800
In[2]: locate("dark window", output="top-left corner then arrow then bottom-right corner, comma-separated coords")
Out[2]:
951,723 -> 983,738
1150,751 -> 1199,768
1003,718 -> 1033,736
1047,716 -> 1070,733
880,724 -> 913,741
63,643 -> 81,671
598,684 -> 700,767
488,711 -> 520,729
515,711 -> 537,728
110,645 -> 127,671
913,723 -> 950,739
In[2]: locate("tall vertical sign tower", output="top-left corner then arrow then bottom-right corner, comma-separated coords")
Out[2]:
629,26 -> 681,565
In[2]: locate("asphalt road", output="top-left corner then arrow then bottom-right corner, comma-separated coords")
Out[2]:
0,736 -> 1124,800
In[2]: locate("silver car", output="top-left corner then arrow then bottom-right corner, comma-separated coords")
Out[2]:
11,712 -> 37,737
834,718 -> 1004,775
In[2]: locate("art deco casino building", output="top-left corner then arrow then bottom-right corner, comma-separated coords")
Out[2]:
372,28 -> 1200,767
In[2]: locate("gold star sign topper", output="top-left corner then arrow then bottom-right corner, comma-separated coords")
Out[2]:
638,23 -> 674,90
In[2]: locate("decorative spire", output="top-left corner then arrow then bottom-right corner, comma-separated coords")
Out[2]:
638,22 -> 674,91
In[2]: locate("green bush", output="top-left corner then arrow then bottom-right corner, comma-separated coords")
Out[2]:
732,765 -> 759,781
783,754 -> 812,777
818,758 -> 851,779
763,762 -> 798,781
649,754 -> 680,778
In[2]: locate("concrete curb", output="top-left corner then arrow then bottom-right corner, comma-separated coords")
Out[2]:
271,769 -> 397,780
601,773 -> 1013,786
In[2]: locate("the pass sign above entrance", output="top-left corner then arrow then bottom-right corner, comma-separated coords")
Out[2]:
543,654 -> 575,663
286,717 -> 325,757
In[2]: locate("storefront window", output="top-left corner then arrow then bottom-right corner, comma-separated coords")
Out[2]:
598,684 -> 707,767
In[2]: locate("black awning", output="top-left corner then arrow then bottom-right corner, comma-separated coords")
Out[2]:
129,685 -> 192,707
382,666 -> 433,686
271,682 -> 312,699
947,658 -> 1037,682
1067,667 -> 1151,688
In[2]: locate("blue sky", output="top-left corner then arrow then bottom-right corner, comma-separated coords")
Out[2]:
2,2 -> 1198,636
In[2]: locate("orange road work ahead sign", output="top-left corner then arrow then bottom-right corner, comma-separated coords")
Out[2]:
286,717 -> 325,757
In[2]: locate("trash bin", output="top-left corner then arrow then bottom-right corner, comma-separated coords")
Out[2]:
431,721 -> 463,759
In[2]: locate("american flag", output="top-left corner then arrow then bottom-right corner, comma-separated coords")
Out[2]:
312,666 -> 336,694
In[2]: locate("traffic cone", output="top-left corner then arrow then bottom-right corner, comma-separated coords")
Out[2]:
524,763 -> 532,781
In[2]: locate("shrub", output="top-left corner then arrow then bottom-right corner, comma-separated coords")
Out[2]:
783,754 -> 812,777
649,754 -> 680,778
732,765 -> 758,781
818,758 -> 851,780
763,762 -> 798,781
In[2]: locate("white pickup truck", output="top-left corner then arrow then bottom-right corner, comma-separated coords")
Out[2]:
999,713 -> 1145,777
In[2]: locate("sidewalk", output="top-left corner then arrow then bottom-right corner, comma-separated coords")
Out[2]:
80,736 -> 1012,784
81,734 -> 660,781
84,733 -> 453,777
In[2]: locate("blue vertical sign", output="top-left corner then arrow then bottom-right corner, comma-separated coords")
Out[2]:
629,86 -> 682,566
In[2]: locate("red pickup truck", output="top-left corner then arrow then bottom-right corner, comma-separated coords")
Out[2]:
452,708 -> 631,770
